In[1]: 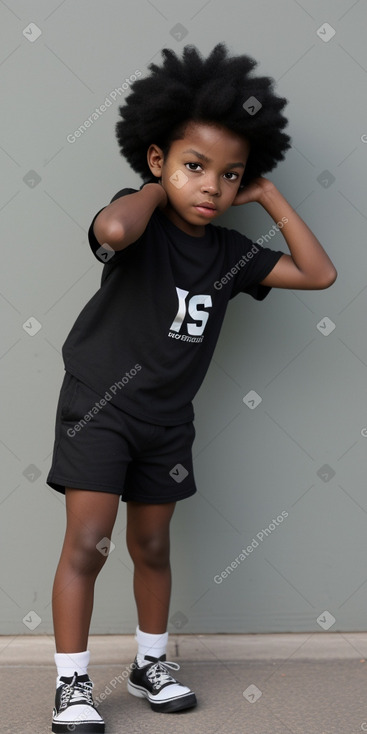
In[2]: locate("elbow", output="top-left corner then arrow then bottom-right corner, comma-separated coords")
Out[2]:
93,214 -> 125,251
319,267 -> 338,289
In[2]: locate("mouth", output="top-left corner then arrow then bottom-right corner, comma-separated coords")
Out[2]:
194,202 -> 218,216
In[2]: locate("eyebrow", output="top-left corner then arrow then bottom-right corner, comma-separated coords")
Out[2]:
182,149 -> 246,169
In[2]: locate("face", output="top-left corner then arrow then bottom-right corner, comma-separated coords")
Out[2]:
147,121 -> 251,237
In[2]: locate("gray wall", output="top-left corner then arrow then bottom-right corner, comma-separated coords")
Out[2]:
1,0 -> 367,636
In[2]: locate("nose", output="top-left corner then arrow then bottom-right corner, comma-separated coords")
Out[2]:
201,174 -> 220,196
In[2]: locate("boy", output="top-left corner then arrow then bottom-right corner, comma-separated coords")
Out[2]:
47,43 -> 337,732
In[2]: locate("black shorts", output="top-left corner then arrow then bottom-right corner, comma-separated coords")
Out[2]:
46,371 -> 197,504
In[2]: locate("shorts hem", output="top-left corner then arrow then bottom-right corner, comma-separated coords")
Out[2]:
46,477 -> 197,503
120,487 -> 197,504
46,476 -> 123,495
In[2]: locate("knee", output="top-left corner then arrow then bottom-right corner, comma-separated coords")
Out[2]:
129,533 -> 170,569
66,529 -> 112,575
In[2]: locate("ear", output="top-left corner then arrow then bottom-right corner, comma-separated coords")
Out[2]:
147,143 -> 165,179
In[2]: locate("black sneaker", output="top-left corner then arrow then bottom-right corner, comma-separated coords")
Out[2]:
52,671 -> 105,733
127,654 -> 197,713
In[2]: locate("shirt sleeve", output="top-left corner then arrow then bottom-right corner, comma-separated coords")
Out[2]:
87,188 -> 139,264
230,239 -> 285,301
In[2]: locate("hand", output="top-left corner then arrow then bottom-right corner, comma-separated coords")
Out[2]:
232,176 -> 275,206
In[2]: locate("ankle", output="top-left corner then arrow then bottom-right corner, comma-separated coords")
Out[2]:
54,649 -> 90,680
135,625 -> 168,662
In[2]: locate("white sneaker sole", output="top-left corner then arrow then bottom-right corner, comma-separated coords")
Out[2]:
127,680 -> 197,712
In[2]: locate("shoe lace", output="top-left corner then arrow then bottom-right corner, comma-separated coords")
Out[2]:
145,659 -> 181,690
60,672 -> 94,709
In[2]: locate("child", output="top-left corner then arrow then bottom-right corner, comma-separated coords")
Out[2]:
47,43 -> 337,732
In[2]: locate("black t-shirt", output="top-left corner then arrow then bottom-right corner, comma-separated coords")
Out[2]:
62,187 -> 284,425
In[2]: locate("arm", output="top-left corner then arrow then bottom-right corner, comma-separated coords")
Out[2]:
233,178 -> 337,289
93,182 -> 167,251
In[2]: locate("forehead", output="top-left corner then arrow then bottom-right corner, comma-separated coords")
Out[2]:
174,120 -> 250,160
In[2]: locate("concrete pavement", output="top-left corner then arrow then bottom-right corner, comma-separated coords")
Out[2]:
1,633 -> 367,733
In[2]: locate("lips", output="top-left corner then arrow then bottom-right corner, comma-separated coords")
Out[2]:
196,202 -> 217,210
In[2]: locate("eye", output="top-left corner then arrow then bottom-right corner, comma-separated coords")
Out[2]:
224,172 -> 239,181
185,162 -> 202,172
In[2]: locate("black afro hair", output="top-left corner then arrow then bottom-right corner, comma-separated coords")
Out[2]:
115,42 -> 291,188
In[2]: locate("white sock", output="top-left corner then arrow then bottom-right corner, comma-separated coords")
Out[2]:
54,650 -> 90,686
135,625 -> 168,666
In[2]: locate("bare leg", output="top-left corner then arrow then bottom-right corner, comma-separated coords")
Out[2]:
126,501 -> 176,634
52,488 -> 120,652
